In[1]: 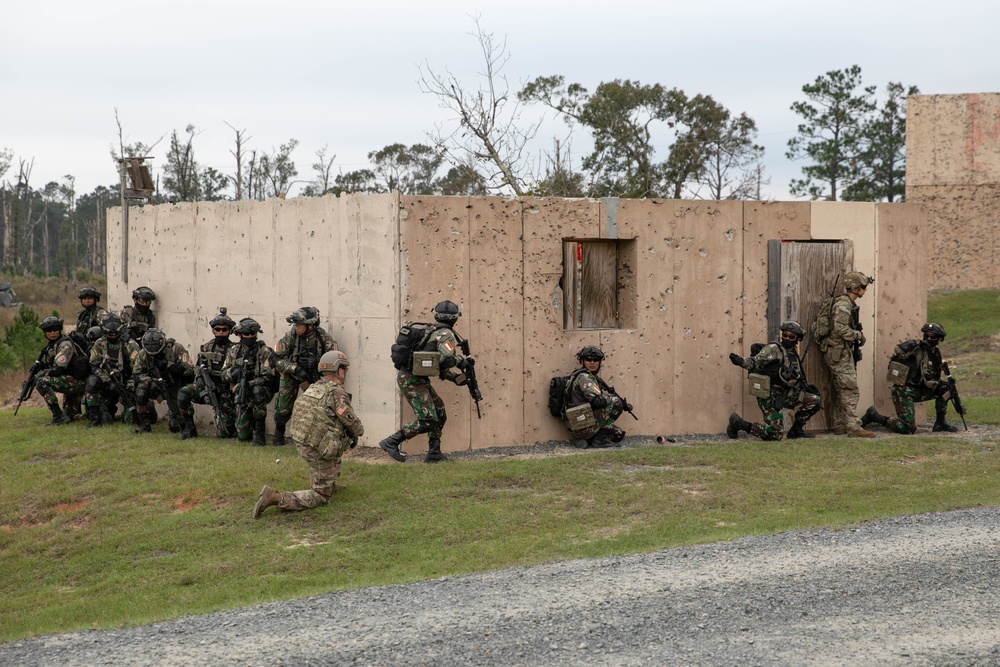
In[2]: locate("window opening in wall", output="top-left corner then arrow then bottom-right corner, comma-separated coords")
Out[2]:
562,239 -> 637,331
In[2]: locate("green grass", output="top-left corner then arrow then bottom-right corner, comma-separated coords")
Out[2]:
1,286 -> 999,643
2,408 -> 1000,643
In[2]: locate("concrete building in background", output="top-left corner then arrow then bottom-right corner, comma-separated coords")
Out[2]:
106,195 -> 925,452
907,93 -> 1000,289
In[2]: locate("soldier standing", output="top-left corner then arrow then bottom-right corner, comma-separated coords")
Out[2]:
75,286 -> 108,334
221,318 -> 276,446
378,300 -> 476,463
34,316 -> 88,425
84,314 -> 132,427
862,322 -> 960,434
271,307 -> 338,446
131,329 -> 193,434
727,321 -> 822,441
819,271 -> 875,438
562,346 -> 631,448
253,351 -> 363,519
176,308 -> 238,440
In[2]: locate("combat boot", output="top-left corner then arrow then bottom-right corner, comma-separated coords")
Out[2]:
379,430 -> 407,462
253,485 -> 281,519
252,418 -> 266,446
861,406 -> 888,429
180,415 -> 198,440
786,421 -> 815,439
85,408 -> 103,429
424,438 -> 448,463
932,414 -> 958,432
272,422 -> 286,446
848,427 -> 876,438
46,405 -> 72,426
726,412 -> 751,439
133,411 -> 152,434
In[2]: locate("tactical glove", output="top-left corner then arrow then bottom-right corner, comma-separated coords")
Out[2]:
622,400 -> 633,412
729,353 -> 745,368
590,394 -> 609,409
293,365 -> 310,382
458,356 -> 475,370
169,362 -> 187,377
49,366 -> 64,377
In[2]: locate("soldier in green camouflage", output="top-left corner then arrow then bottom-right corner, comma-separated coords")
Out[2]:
727,321 -> 822,441
176,308 -> 238,440
253,350 -> 363,519
563,346 -> 630,448
120,286 -> 157,356
131,329 -> 193,434
819,272 -> 875,438
221,318 -> 277,445
379,300 -> 475,463
862,322 -> 960,434
34,316 -> 88,425
84,314 -> 132,427
271,307 -> 339,446
75,286 -> 108,334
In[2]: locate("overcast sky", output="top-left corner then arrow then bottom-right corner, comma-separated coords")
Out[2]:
2,0 -> 998,201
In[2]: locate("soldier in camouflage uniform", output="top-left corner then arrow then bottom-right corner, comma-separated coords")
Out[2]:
727,321 -> 822,441
120,285 -> 157,356
176,308 -> 238,440
379,300 -> 476,463
131,328 -> 193,434
84,314 -> 132,428
563,346 -> 630,448
221,318 -> 277,446
819,271 -> 875,438
861,322 -> 960,434
271,306 -> 338,446
34,316 -> 88,425
75,286 -> 108,334
253,350 -> 363,519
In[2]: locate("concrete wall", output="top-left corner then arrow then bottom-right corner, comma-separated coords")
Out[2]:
107,194 -> 924,451
907,93 -> 1000,289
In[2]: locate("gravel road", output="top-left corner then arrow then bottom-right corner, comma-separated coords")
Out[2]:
3,502 -> 999,667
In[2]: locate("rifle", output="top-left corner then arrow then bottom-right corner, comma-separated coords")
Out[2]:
852,313 -> 863,365
235,346 -> 252,413
196,362 -> 224,430
596,375 -> 638,420
940,362 -> 968,430
456,337 -> 483,419
148,357 -> 181,424
14,359 -> 45,416
101,357 -> 136,412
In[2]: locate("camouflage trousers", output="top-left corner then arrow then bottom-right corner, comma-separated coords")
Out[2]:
35,375 -> 84,415
177,382 -> 237,437
823,346 -> 861,431
84,377 -> 122,420
275,438 -> 347,511
569,396 -> 625,441
273,376 -> 307,426
235,386 -> 273,441
749,387 -> 822,441
397,371 -> 446,440
885,384 -> 949,434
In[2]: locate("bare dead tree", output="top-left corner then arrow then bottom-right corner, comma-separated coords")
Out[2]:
418,15 -> 540,197
225,121 -> 250,201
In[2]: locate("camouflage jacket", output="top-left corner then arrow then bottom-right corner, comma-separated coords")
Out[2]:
892,339 -> 944,389
90,336 -> 131,382
825,294 -> 864,350
120,304 -> 157,340
133,340 -> 193,384
221,339 -> 275,387
39,336 -> 79,376
197,337 -> 235,379
273,326 -> 338,377
289,376 -> 364,454
744,342 -> 807,389
76,305 -> 108,333
567,369 -> 614,408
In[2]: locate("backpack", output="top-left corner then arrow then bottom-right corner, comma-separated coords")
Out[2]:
390,323 -> 441,371
547,369 -> 586,418
62,332 -> 92,381
812,297 -> 834,344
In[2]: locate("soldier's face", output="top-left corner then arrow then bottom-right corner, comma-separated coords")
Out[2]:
44,329 -> 61,341
213,326 -> 232,339
135,298 -> 151,308
583,358 -> 601,372
294,324 -> 308,336
81,297 -> 96,308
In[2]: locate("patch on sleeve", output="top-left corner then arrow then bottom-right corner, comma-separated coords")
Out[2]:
55,353 -> 69,365
336,403 -> 357,425
443,340 -> 454,352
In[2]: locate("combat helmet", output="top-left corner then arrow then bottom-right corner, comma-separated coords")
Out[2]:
210,307 -> 236,330
234,318 -> 262,336
287,306 -> 320,326
780,321 -> 806,339
318,350 -> 350,374
132,286 -> 156,302
141,328 -> 168,355
921,322 -> 947,340
844,272 -> 873,291
39,316 -> 64,332
102,314 -> 124,337
576,345 -> 605,362
432,300 -> 461,325
77,286 -> 101,301
86,326 -> 104,343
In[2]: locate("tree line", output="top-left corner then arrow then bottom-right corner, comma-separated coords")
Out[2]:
1,28 -> 917,279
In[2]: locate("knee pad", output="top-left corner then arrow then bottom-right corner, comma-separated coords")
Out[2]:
85,375 -> 101,395
135,386 -> 150,406
176,389 -> 192,411
252,386 -> 271,405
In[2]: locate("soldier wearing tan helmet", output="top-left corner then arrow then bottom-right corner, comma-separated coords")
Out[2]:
819,271 -> 875,437
254,350 -> 364,519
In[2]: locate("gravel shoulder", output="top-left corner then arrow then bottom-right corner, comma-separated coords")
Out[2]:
4,428 -> 1000,666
